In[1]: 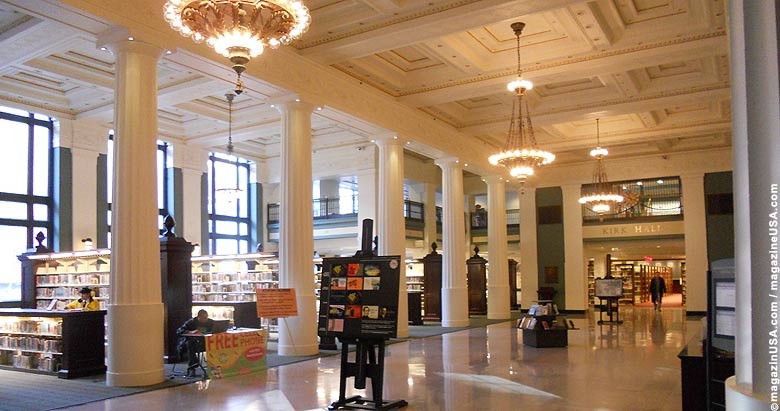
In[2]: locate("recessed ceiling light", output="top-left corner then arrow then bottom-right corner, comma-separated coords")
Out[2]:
100,47 -> 107,51
295,98 -> 300,102
636,181 -> 643,186
657,179 -> 664,184
165,50 -> 172,55
393,135 -> 397,139
127,37 -> 134,41
464,163 -> 468,167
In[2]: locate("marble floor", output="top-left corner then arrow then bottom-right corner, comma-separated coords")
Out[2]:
66,308 -> 698,411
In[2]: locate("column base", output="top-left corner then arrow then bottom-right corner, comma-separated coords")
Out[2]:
442,287 -> 469,327
107,303 -> 164,387
725,376 -> 772,410
487,285 -> 511,320
277,294 -> 319,356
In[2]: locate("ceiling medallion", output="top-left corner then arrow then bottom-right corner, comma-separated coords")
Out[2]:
578,118 -> 624,214
164,0 -> 311,93
488,22 -> 554,192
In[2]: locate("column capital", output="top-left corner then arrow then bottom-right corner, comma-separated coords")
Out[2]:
55,118 -> 110,153
171,143 -> 208,173
482,175 -> 508,185
267,93 -> 321,112
435,157 -> 462,170
372,132 -> 401,146
97,26 -> 164,59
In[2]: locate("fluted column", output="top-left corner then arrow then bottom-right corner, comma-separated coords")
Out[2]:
681,174 -> 708,313
519,186 -> 539,310
485,176 -> 510,319
356,168 -> 377,248
171,143 -> 208,243
561,184 -> 586,311
275,96 -> 318,356
374,134 -> 408,337
100,30 -> 164,387
436,158 -> 469,327
422,182 -> 438,250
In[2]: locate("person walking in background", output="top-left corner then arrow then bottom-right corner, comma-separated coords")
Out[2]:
649,272 -> 666,311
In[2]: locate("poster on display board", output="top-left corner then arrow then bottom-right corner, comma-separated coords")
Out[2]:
317,255 -> 401,339
205,329 -> 267,379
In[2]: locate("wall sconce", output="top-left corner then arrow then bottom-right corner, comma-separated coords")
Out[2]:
81,238 -> 93,250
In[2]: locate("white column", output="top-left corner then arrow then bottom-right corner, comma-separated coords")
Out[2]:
485,176 -> 510,320
519,186 -> 539,310
681,173 -> 708,313
422,182 -> 438,251
63,119 -> 108,250
374,134 -> 408,337
100,30 -> 164,387
356,168 -> 377,248
274,96 -> 318,356
172,144 -> 208,243
561,184 -> 586,311
435,157 -> 469,327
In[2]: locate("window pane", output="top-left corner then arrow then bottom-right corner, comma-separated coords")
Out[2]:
239,240 -> 248,254
216,220 -> 238,235
33,125 -> 50,196
157,148 -> 165,210
107,138 -> 114,204
107,209 -> 112,226
33,204 -> 47,221
158,214 -> 165,231
215,239 -> 238,255
0,119 -> 29,194
237,184 -> 248,218
214,161 -> 237,192
207,159 -> 214,214
0,225 -> 26,301
0,201 -> 27,220
33,113 -> 50,121
0,106 -> 29,117
239,223 -> 248,236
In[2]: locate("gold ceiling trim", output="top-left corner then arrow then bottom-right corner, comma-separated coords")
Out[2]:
417,106 -> 458,128
296,0 -> 482,49
397,30 -> 726,96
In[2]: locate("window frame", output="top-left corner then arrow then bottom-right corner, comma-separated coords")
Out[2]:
207,152 -> 252,254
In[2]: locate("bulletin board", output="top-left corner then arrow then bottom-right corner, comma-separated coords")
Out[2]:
317,255 -> 401,339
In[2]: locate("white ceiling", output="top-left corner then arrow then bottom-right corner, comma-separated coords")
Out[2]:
0,0 -> 731,174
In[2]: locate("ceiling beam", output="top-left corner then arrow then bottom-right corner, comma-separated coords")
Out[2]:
0,18 -> 82,76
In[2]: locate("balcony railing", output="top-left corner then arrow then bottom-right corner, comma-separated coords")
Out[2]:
581,176 -> 683,223
267,195 -> 358,224
469,209 -> 520,230
404,200 -> 424,221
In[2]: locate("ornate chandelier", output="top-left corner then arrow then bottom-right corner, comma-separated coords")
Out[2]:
578,118 -> 623,214
216,92 -> 243,202
488,22 -> 554,190
163,0 -> 311,93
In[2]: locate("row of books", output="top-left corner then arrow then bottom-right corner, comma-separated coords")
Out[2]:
192,293 -> 258,302
36,273 -> 110,285
0,319 -> 62,335
517,316 -> 576,330
0,335 -> 62,353
0,351 -> 60,372
36,263 -> 109,274
527,303 -> 559,316
192,271 -> 278,284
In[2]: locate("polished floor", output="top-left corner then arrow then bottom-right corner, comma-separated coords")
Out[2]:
66,308 -> 698,411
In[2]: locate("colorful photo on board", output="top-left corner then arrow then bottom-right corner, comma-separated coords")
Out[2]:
362,305 -> 379,319
363,264 -> 381,277
328,304 -> 345,318
346,291 -> 362,305
347,263 -> 362,276
328,318 -> 344,332
345,305 -> 362,319
330,278 -> 347,290
363,277 -> 381,290
331,264 -> 347,276
347,277 -> 363,290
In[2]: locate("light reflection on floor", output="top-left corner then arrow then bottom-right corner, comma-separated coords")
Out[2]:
66,307 -> 696,411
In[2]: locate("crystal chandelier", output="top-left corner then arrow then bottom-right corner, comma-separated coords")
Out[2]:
488,22 -> 554,190
163,0 -> 311,93
216,92 -> 243,202
578,118 -> 623,214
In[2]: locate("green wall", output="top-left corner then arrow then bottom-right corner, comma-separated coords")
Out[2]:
704,171 -> 734,264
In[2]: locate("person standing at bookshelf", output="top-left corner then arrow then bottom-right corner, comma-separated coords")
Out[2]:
64,287 -> 99,311
649,272 -> 666,311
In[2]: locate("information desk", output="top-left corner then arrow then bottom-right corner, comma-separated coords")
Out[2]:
0,308 -> 106,378
192,328 -> 267,379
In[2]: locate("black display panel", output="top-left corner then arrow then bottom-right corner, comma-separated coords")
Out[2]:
317,255 -> 401,339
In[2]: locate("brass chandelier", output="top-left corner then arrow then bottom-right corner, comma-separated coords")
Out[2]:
488,22 -> 555,188
578,118 -> 624,214
163,0 -> 311,93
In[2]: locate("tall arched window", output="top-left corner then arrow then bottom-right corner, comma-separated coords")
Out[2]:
0,107 -> 53,302
207,151 -> 251,254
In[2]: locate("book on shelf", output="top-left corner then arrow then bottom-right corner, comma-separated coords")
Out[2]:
541,320 -> 551,330
527,318 -> 537,329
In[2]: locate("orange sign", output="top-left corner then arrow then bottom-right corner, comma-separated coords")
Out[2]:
256,288 -> 298,318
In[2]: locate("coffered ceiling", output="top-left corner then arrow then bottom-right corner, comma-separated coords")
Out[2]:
0,0 -> 731,179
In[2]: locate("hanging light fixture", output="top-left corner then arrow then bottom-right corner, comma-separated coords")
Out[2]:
578,118 -> 624,214
216,92 -> 243,202
163,0 -> 311,93
488,22 -> 555,191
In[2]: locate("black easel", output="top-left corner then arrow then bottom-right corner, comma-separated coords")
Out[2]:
596,296 -> 623,325
329,338 -> 407,410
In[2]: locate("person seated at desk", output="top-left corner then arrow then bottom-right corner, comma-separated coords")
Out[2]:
64,287 -> 100,311
177,309 -> 215,377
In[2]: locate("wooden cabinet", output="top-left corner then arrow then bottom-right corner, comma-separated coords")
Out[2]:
421,245 -> 442,321
466,247 -> 487,315
0,309 -> 106,378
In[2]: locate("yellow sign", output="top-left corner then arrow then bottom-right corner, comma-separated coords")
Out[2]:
256,288 -> 298,318
205,329 -> 267,379
582,221 -> 685,239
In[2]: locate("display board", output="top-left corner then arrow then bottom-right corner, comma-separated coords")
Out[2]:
594,278 -> 623,297
205,328 -> 267,379
317,255 -> 401,339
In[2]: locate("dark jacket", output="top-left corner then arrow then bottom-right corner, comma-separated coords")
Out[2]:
176,317 -> 215,355
649,276 -> 666,296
